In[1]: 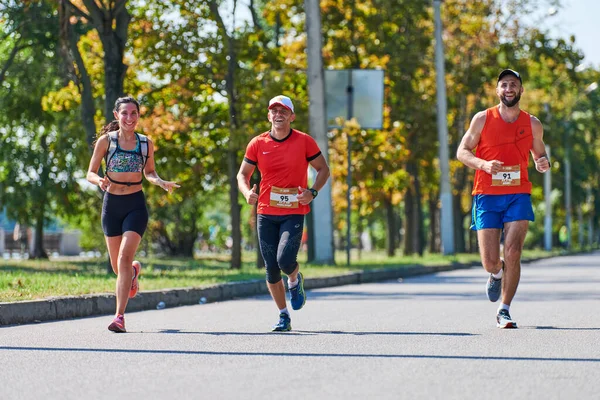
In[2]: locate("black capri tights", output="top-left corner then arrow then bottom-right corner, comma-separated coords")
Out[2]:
257,214 -> 304,284
101,190 -> 149,237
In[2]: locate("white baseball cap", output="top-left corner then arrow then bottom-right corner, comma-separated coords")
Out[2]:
268,95 -> 294,113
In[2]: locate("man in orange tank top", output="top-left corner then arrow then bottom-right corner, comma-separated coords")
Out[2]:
457,70 -> 550,329
237,95 -> 330,332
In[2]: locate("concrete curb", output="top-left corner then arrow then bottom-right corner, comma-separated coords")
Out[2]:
0,256 -> 553,327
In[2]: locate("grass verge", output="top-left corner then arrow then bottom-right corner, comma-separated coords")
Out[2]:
0,249 -> 560,302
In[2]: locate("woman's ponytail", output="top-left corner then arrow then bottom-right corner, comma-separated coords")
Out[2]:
99,120 -> 120,137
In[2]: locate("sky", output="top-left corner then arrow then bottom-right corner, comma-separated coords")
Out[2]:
544,0 -> 600,67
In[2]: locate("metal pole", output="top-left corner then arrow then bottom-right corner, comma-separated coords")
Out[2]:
433,0 -> 454,254
304,0 -> 335,264
578,205 -> 584,248
587,186 -> 594,247
565,144 -> 572,250
544,145 -> 552,251
346,73 -> 354,266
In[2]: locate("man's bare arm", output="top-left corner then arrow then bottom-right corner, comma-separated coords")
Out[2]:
237,161 -> 258,204
530,116 -> 550,173
456,111 -> 504,175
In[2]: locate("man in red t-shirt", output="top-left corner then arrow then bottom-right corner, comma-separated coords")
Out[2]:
237,95 -> 330,332
457,70 -> 550,329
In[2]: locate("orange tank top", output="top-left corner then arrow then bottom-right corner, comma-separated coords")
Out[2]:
472,106 -> 533,195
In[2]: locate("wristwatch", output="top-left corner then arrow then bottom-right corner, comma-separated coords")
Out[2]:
308,188 -> 318,198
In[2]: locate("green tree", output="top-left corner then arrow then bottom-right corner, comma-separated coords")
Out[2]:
319,0 -> 431,255
0,0 -> 85,258
130,0 -> 310,263
59,0 -> 131,130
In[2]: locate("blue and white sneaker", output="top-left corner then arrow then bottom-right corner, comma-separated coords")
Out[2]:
486,260 -> 504,302
289,271 -> 306,310
496,309 -> 517,329
272,313 -> 291,332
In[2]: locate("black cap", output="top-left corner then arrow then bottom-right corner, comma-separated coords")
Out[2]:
498,69 -> 522,83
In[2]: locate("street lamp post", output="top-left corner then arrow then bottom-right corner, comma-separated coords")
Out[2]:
578,204 -> 584,248
433,0 -> 454,255
565,130 -> 572,250
346,79 -> 353,266
587,186 -> 594,247
305,0 -> 335,264
544,145 -> 552,251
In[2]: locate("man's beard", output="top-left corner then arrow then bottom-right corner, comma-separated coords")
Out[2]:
500,93 -> 521,107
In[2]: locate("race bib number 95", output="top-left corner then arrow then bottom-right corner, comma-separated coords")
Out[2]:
270,186 -> 299,208
492,165 -> 521,186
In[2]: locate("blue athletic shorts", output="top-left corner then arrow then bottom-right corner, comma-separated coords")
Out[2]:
470,194 -> 534,230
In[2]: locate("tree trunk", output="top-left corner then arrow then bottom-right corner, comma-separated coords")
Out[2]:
403,187 -> 414,256
429,193 -> 441,253
32,134 -> 49,259
178,238 -> 195,258
395,211 -> 402,250
32,215 -> 48,259
357,206 -> 363,260
404,162 -> 423,255
62,1 -> 130,123
414,168 -> 425,256
384,194 -> 396,257
98,5 -> 130,119
453,192 -> 466,253
250,172 -> 264,269
228,148 -> 242,269
59,2 -> 97,149
368,217 -> 376,251
175,206 -> 197,257
208,0 -> 242,269
61,1 -> 130,271
68,25 -> 96,148
452,93 -> 469,253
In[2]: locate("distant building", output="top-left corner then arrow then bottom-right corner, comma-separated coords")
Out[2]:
0,209 -> 81,257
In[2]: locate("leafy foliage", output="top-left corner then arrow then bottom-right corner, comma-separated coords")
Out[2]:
1,0 -> 598,262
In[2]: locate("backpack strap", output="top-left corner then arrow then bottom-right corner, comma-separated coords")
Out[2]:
104,131 -> 119,172
102,131 -> 146,187
136,132 -> 149,168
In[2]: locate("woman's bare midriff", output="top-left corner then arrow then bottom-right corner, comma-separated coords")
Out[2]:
106,172 -> 144,195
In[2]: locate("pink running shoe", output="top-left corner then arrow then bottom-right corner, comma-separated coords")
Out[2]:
108,314 -> 126,333
129,261 -> 141,298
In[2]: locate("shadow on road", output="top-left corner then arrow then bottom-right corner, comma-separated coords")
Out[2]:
1,345 -> 600,362
155,329 -> 476,336
523,326 -> 600,331
307,289 -> 600,302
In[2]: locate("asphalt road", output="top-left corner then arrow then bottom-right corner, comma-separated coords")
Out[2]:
1,252 -> 599,400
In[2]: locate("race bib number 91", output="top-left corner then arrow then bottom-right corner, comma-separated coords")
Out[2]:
492,165 -> 521,186
270,186 -> 299,208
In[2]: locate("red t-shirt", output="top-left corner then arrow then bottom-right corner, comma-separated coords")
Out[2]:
472,106 -> 533,195
244,129 -> 322,215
